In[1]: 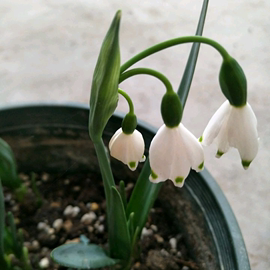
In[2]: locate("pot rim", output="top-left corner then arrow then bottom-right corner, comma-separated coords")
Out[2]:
0,102 -> 250,269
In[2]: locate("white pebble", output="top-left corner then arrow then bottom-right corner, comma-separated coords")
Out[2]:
169,238 -> 177,249
37,222 -> 49,231
32,240 -> 40,250
182,266 -> 189,270
53,219 -> 63,231
64,179 -> 70,185
41,173 -> 49,182
86,202 -> 91,209
39,257 -> 50,268
154,234 -> 164,243
98,215 -> 105,222
64,205 -> 74,216
5,193 -> 12,202
150,224 -> 158,232
97,224 -> 105,233
72,206 -> 80,217
161,249 -> 169,257
81,212 -> 97,225
87,226 -> 94,233
47,228 -> 55,235
141,227 -> 153,238
177,251 -> 182,257
63,205 -> 80,217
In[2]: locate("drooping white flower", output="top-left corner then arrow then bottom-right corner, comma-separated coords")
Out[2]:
149,124 -> 204,188
109,128 -> 145,171
201,100 -> 258,169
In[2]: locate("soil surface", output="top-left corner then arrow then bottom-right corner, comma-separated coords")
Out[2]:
4,172 -> 198,270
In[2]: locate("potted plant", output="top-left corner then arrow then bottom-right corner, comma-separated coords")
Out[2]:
0,1 -> 256,269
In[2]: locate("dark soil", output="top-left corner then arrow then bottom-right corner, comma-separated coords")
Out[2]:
4,172 -> 198,270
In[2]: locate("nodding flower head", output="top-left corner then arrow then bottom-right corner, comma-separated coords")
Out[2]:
200,100 -> 258,169
109,128 -> 145,171
149,124 -> 204,187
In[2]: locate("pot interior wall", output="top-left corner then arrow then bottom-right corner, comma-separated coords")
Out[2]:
0,104 -> 250,270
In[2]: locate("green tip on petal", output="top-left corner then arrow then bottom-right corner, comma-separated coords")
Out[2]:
140,155 -> 146,162
151,170 -> 158,180
198,161 -> 204,170
242,160 -> 252,170
199,136 -> 203,142
216,150 -> 224,158
129,161 -> 136,169
175,177 -> 184,184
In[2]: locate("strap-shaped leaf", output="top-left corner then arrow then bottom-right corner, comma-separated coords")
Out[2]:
126,0 -> 210,235
51,243 -> 119,269
89,11 -> 121,142
0,138 -> 21,189
177,0 -> 209,104
108,186 -> 131,262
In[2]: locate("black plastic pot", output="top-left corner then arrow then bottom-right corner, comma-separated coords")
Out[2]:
0,103 -> 250,270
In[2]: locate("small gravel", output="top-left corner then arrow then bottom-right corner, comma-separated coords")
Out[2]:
52,219 -> 63,231
39,257 -> 50,268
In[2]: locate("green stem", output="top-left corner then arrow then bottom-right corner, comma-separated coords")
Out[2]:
93,139 -> 116,208
0,179 -> 8,269
120,36 -> 230,73
118,89 -> 135,114
119,68 -> 174,94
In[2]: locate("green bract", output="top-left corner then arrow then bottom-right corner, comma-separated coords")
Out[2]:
219,57 -> 247,107
122,113 -> 137,134
89,11 -> 121,142
161,92 -> 183,128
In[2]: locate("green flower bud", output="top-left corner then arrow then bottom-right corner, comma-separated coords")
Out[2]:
122,113 -> 137,134
219,57 -> 247,107
89,11 -> 121,142
161,92 -> 183,128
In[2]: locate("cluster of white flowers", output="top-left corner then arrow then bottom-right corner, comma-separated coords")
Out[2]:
108,101 -> 258,188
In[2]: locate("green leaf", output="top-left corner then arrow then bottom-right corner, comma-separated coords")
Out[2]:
126,159 -> 162,235
126,0 -> 210,239
177,0 -> 209,105
7,212 -> 22,259
109,186 -> 131,262
119,180 -> 127,211
127,212 -> 135,239
51,243 -> 119,269
89,10 -> 121,142
0,138 -> 21,189
0,179 -> 8,268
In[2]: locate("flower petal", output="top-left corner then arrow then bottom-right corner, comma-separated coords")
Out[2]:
169,146 -> 191,187
179,124 -> 204,171
110,132 -> 130,164
127,130 -> 145,162
214,118 -> 230,158
202,100 -> 231,145
228,103 -> 258,166
109,128 -> 122,150
149,125 -> 174,182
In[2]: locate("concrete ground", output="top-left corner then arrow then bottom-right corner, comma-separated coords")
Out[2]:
0,0 -> 269,269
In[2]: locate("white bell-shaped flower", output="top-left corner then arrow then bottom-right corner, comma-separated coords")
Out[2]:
201,100 -> 258,169
109,128 -> 145,171
149,124 -> 204,188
